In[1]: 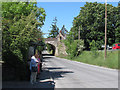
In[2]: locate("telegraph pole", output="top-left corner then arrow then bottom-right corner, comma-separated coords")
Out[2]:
78,26 -> 80,40
104,0 -> 107,60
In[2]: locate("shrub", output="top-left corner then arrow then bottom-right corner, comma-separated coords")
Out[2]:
90,40 -> 99,57
64,39 -> 84,58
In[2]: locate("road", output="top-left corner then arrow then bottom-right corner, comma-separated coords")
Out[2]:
42,50 -> 118,88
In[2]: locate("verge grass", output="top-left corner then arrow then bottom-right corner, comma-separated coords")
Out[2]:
58,50 -> 119,69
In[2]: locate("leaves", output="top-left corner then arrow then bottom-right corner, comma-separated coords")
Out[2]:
48,17 -> 59,38
63,33 -> 84,58
71,2 -> 120,50
2,2 -> 46,62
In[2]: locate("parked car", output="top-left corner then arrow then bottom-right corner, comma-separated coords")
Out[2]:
101,45 -> 112,50
112,43 -> 120,49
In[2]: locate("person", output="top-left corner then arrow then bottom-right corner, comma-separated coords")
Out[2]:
30,54 -> 39,84
39,51 -> 43,72
37,54 -> 41,74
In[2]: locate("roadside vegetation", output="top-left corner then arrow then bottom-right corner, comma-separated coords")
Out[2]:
2,2 -> 46,80
69,2 -> 120,50
2,1 -> 119,81
58,2 -> 120,69
59,51 -> 119,69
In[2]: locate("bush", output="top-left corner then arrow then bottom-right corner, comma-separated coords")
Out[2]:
74,51 -> 118,69
64,39 -> 84,58
90,40 -> 99,57
2,2 -> 46,81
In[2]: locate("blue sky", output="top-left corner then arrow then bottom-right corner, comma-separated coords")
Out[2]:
37,2 -> 118,38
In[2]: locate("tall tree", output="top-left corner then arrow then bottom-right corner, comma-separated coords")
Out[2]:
2,2 -> 46,67
115,2 -> 120,43
2,2 -> 46,80
71,2 -> 119,50
48,17 -> 59,38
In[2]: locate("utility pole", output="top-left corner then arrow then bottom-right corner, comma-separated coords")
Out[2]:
104,0 -> 107,60
78,26 -> 80,40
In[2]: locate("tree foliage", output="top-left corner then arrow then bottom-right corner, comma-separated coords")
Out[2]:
48,17 -> 59,38
90,40 -> 99,57
63,31 -> 84,58
2,2 -> 46,80
71,2 -> 120,50
115,5 -> 120,43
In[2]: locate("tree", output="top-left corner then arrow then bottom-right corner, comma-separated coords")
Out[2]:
71,2 -> 119,50
115,3 -> 120,43
2,2 -> 46,61
2,2 -> 46,80
48,17 -> 59,38
63,31 -> 84,58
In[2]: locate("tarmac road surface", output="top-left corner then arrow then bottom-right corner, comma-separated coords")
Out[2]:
42,50 -> 118,88
2,50 -> 118,89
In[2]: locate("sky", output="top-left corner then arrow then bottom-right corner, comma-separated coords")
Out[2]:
37,2 -> 119,38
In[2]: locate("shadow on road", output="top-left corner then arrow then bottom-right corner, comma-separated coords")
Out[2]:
2,53 -> 73,89
46,67 -> 63,70
45,66 -> 74,80
49,70 -> 74,80
43,56 -> 74,81
2,69 -> 55,89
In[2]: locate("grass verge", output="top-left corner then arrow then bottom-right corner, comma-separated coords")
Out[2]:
58,50 -> 119,69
